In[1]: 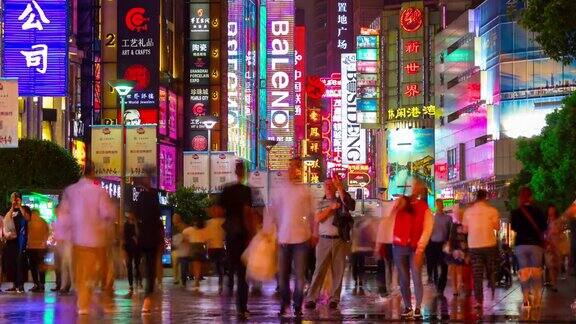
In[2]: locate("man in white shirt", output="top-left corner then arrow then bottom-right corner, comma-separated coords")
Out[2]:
266,158 -> 315,318
462,189 -> 500,309
55,161 -> 117,315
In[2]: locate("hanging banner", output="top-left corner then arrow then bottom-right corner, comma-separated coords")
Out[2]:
210,152 -> 237,193
117,0 -> 160,107
3,0 -> 69,96
249,170 -> 268,207
159,144 -> 176,192
0,79 -> 19,148
91,126 -> 122,177
183,152 -> 209,190
126,125 -> 157,177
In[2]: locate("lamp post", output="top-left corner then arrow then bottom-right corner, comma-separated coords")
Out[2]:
259,139 -> 278,205
198,115 -> 218,194
108,79 -> 135,221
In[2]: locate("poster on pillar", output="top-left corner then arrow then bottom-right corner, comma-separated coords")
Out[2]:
210,152 -> 237,193
117,0 -> 160,108
0,79 -> 19,148
126,125 -> 157,178
183,152 -> 209,191
91,126 -> 122,177
249,171 -> 268,207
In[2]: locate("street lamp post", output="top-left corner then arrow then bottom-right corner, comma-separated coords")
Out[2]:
198,115 -> 218,194
108,80 -> 135,221
259,139 -> 278,205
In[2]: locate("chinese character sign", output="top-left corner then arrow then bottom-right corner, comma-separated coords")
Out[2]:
3,0 -> 68,96
126,125 -> 157,177
91,126 -> 122,177
159,144 -> 176,192
117,0 -> 160,108
0,79 -> 19,148
399,1 -> 425,108
335,0 -> 353,54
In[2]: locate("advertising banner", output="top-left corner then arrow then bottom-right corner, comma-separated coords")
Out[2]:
183,152 -> 209,190
0,79 -> 19,148
117,0 -> 160,107
91,126 -> 122,177
159,144 -> 176,192
334,0 -> 354,54
126,125 -> 157,177
159,87 -> 167,135
3,0 -> 68,96
294,26 -> 306,147
210,152 -> 237,193
340,53 -> 366,164
249,171 -> 268,207
387,128 -> 434,206
267,0 -> 295,169
168,91 -> 177,140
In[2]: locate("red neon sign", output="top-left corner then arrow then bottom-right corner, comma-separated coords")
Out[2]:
404,40 -> 421,54
400,7 -> 423,33
404,84 -> 421,97
404,62 -> 421,74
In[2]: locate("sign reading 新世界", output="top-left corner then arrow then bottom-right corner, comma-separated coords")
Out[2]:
3,0 -> 69,97
117,0 -> 160,108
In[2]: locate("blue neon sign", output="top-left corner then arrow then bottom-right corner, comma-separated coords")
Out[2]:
3,0 -> 68,96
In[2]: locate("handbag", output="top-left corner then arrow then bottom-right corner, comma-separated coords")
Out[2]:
519,206 -> 547,247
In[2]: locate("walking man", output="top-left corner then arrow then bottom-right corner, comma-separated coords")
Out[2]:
130,168 -> 164,314
266,157 -> 315,318
305,174 -> 355,309
55,161 -> 117,315
426,199 -> 452,296
462,189 -> 501,310
217,160 -> 255,320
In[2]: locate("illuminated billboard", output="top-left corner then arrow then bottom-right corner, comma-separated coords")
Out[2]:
294,26 -> 306,149
340,53 -> 366,165
267,0 -> 295,170
387,128 -> 434,206
117,0 -> 160,108
3,0 -> 68,96
356,33 -> 380,124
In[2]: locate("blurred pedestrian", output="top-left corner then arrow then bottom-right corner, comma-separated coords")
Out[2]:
181,219 -> 207,290
27,209 -> 49,292
3,192 -> 27,293
392,179 -> 434,320
130,170 -> 165,313
216,160 -> 255,319
426,199 -> 452,296
305,174 -> 355,310
266,157 -> 315,318
52,202 -> 72,294
171,213 -> 187,285
350,213 -> 377,294
205,208 -> 226,291
375,199 -> 395,298
463,189 -> 500,311
56,161 -> 117,315
545,204 -> 568,291
511,187 -> 547,309
446,203 -> 472,297
123,212 -> 141,294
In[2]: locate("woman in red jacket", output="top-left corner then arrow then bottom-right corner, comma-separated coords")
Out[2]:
392,179 -> 434,320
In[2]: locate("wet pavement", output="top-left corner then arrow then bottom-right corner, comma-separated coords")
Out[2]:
0,271 -> 575,323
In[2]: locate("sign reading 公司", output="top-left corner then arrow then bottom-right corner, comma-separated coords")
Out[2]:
117,0 -> 160,108
340,53 -> 366,165
267,0 -> 295,170
0,79 -> 19,148
3,0 -> 68,96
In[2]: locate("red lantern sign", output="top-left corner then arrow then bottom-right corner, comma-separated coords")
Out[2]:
400,7 -> 423,33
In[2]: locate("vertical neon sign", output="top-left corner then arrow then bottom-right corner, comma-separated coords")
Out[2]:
294,26 -> 306,152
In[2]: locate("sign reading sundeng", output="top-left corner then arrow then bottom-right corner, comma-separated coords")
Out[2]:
340,53 -> 366,164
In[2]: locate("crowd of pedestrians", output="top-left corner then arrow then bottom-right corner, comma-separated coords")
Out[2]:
1,158 -> 576,321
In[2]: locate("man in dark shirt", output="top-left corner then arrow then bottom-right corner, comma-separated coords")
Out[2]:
130,169 -> 163,313
217,160 -> 254,320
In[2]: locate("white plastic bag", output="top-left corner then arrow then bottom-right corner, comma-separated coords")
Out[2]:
242,229 -> 278,282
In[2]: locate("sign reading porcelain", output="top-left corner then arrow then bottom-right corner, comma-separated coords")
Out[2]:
3,0 -> 68,96
340,53 -> 366,165
267,0 -> 295,170
117,0 -> 160,107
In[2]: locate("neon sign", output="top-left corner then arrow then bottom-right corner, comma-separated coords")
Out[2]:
341,54 -> 366,165
400,7 -> 423,33
3,0 -> 68,96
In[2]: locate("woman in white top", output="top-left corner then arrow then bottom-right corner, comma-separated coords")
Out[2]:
182,219 -> 207,290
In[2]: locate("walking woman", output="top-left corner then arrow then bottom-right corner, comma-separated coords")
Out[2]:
545,204 -> 569,292
511,187 -> 547,309
446,203 -> 472,297
391,179 -> 434,320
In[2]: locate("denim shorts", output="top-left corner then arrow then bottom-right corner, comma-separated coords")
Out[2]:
515,245 -> 544,269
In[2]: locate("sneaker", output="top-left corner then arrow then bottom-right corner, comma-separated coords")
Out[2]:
5,287 -> 16,292
304,300 -> 316,310
141,297 -> 152,314
16,288 -> 24,293
400,307 -> 413,319
521,300 -> 531,310
77,309 -> 90,315
413,308 -> 422,320
329,301 -> 338,309
294,307 -> 303,317
50,286 -> 60,292
237,311 -> 249,321
278,306 -> 289,318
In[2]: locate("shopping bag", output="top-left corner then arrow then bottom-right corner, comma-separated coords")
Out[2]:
242,229 -> 278,282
